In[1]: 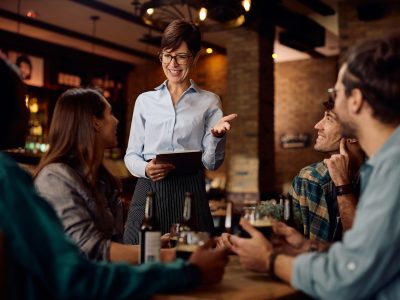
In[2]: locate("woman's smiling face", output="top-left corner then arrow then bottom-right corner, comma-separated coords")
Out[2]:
161,42 -> 194,85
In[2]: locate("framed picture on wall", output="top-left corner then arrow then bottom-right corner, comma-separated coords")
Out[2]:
280,133 -> 310,149
8,51 -> 44,87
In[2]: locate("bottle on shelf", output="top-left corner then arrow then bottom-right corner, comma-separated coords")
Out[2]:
139,192 -> 161,264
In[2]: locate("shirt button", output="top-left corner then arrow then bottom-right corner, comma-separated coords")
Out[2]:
347,261 -> 356,271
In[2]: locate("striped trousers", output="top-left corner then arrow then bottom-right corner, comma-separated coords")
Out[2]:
123,170 -> 214,245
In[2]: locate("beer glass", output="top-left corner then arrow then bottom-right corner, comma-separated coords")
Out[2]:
240,202 -> 282,239
239,205 -> 257,238
169,223 -> 180,248
253,201 -> 282,238
176,231 -> 210,260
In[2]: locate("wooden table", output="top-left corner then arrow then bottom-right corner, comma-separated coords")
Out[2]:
153,255 -> 309,300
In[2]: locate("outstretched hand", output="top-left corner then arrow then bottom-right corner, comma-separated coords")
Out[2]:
211,114 -> 238,138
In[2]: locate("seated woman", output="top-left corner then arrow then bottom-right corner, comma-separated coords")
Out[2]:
34,88 -> 157,263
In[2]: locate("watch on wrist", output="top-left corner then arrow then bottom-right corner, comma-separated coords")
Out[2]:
335,184 -> 353,196
308,240 -> 319,252
268,252 -> 280,280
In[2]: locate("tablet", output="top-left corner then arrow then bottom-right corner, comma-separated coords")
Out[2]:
155,150 -> 202,175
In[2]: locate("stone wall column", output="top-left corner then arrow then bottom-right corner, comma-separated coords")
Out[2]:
225,24 -> 275,204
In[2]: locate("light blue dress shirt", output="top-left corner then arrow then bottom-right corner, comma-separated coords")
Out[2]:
292,126 -> 400,299
125,80 -> 226,178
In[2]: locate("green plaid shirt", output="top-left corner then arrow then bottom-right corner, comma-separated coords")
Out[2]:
288,161 -> 341,241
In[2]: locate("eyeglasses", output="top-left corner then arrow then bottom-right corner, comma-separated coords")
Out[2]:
327,87 -> 343,102
159,53 -> 192,65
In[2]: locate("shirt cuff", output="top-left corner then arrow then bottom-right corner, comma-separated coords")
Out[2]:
133,159 -> 149,178
210,134 -> 226,143
291,252 -> 317,296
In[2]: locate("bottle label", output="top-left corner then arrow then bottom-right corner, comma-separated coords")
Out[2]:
143,231 -> 161,263
284,199 -> 290,221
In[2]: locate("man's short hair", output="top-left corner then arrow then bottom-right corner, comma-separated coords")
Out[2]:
323,99 -> 335,111
342,32 -> 400,124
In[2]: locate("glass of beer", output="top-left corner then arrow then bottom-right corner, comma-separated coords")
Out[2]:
251,215 -> 274,239
254,200 -> 284,238
176,231 -> 210,260
240,202 -> 281,239
169,223 -> 180,248
239,205 -> 257,238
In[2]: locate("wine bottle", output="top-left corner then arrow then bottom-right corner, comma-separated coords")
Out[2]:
283,194 -> 296,227
139,192 -> 161,264
179,192 -> 194,232
224,201 -> 233,234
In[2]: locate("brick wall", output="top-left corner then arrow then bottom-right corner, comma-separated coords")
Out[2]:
274,57 -> 338,193
225,27 -> 276,202
226,28 -> 261,196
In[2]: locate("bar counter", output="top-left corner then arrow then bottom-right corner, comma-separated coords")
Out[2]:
153,255 -> 309,300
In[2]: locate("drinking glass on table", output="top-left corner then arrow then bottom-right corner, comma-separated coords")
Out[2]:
176,231 -> 210,260
169,223 -> 180,248
239,205 -> 257,238
240,202 -> 282,239
255,200 -> 284,238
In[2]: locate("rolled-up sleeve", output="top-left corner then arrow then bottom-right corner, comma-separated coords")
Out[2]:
201,96 -> 226,170
292,153 -> 400,299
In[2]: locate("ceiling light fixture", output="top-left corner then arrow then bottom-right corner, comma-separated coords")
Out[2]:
134,0 -> 251,32
26,10 -> 39,19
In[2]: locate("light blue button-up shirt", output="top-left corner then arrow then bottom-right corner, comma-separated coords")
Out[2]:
292,126 -> 400,299
125,80 -> 225,178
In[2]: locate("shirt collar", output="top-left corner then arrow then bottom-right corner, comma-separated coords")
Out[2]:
154,79 -> 200,94
366,125 -> 400,167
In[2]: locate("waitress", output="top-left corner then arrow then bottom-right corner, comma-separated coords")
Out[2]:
124,19 -> 236,244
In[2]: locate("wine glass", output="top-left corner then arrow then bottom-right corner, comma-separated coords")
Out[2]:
176,231 -> 210,260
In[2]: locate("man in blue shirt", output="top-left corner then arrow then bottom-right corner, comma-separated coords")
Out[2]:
230,33 -> 400,299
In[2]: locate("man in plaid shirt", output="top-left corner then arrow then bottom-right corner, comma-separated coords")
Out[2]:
288,101 -> 364,241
